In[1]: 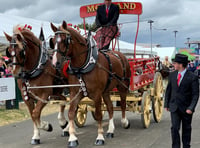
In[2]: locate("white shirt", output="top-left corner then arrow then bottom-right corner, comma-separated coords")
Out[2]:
177,69 -> 187,85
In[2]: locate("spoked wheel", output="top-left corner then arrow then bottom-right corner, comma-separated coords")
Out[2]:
141,91 -> 151,128
152,72 -> 164,123
74,104 -> 87,128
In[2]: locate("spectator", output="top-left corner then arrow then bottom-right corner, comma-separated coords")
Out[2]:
0,57 -> 6,78
188,62 -> 196,72
163,56 -> 171,68
194,64 -> 200,83
4,64 -> 13,78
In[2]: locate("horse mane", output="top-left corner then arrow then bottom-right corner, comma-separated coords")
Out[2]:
60,26 -> 87,46
13,24 -> 40,47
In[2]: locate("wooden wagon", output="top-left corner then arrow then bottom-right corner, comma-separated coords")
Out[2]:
68,2 -> 164,129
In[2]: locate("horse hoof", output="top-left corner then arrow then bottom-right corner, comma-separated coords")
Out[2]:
61,131 -> 69,137
106,133 -> 114,138
68,140 -> 79,148
124,122 -> 130,129
47,124 -> 53,132
61,121 -> 68,129
31,139 -> 40,145
95,139 -> 105,146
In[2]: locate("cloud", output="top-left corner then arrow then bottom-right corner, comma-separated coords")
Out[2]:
1,0 -> 200,47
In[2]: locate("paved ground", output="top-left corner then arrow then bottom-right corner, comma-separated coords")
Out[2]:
0,104 -> 200,148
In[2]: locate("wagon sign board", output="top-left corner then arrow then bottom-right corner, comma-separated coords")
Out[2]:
0,77 -> 16,101
80,2 -> 142,18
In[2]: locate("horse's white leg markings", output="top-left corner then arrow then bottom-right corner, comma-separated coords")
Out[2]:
32,123 -> 40,140
121,117 -> 129,128
68,120 -> 78,142
39,121 -> 50,131
107,118 -> 115,133
63,122 -> 70,132
58,111 -> 67,126
96,134 -> 105,140
97,126 -> 104,140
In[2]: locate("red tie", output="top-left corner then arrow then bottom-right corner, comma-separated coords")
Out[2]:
177,73 -> 181,86
106,7 -> 109,17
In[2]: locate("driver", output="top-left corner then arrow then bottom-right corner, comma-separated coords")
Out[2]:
94,0 -> 119,50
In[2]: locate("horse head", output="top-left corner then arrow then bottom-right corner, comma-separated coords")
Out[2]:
4,25 -> 41,77
50,21 -> 87,68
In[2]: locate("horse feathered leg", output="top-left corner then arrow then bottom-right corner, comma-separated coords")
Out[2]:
68,93 -> 80,147
94,95 -> 105,145
31,100 -> 53,145
118,87 -> 130,129
58,105 -> 69,137
102,92 -> 115,138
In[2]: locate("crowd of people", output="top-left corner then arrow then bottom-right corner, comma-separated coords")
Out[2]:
162,56 -> 200,81
0,57 -> 14,107
0,57 -> 13,78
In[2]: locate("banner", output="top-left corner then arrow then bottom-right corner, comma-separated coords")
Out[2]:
80,2 -> 143,18
0,77 -> 16,101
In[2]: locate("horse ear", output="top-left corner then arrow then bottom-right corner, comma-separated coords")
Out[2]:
62,21 -> 67,30
50,23 -> 58,32
4,32 -> 12,42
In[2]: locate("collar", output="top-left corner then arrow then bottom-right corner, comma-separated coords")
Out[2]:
20,41 -> 48,79
178,68 -> 187,77
67,36 -> 98,75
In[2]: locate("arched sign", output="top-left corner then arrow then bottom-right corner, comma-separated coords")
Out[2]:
80,2 -> 142,18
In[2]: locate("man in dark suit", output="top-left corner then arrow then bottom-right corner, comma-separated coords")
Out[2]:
94,0 -> 119,50
164,54 -> 199,148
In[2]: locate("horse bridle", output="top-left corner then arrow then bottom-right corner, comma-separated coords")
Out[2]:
7,34 -> 41,67
6,35 -> 27,67
50,30 -> 90,61
51,30 -> 72,57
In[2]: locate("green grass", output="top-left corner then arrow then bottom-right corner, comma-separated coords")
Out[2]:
0,108 -> 30,126
0,103 -> 60,127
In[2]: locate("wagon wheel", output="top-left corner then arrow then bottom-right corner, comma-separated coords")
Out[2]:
74,104 -> 87,128
152,72 -> 164,123
141,91 -> 151,128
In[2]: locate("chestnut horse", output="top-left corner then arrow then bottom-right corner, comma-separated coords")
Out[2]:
4,25 -> 69,145
50,21 -> 131,147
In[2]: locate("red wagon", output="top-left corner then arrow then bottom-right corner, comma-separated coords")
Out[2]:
65,2 -> 164,129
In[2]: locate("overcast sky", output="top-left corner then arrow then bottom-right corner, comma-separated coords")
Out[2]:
1,0 -> 200,48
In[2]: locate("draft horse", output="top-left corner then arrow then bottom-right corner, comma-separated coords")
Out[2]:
4,25 -> 69,145
50,21 -> 131,147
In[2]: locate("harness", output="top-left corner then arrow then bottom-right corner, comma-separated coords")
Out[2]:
99,51 -> 130,91
19,40 -> 48,79
67,35 -> 98,75
99,50 -> 113,92
8,34 -> 48,79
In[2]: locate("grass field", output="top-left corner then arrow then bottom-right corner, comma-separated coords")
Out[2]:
0,103 -> 62,126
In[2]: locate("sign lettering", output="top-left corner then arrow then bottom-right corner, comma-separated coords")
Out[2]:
80,2 -> 142,18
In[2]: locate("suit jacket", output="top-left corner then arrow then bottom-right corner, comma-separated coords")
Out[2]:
164,70 -> 199,113
95,3 -> 119,27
